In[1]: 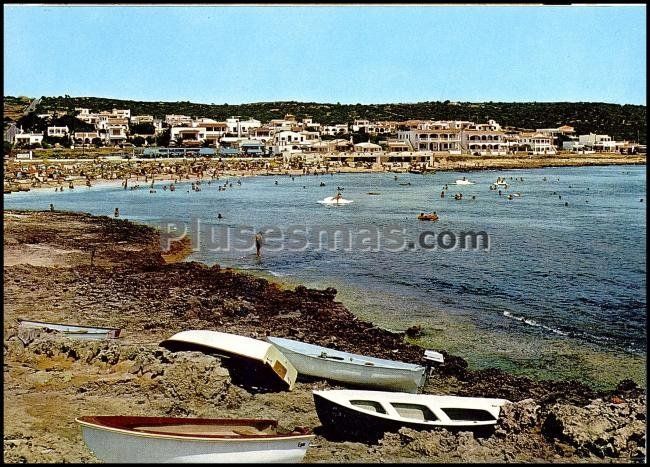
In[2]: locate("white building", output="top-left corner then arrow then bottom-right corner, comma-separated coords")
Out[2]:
225,117 -> 261,137
461,129 -> 507,155
131,115 -> 154,125
47,126 -> 69,137
112,109 -> 131,120
397,128 -> 461,152
74,131 -> 100,144
15,132 -> 44,146
516,132 -> 557,155
321,124 -> 349,136
273,130 -> 308,154
165,114 -> 193,127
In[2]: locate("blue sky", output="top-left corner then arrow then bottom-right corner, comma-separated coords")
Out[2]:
3,5 -> 646,105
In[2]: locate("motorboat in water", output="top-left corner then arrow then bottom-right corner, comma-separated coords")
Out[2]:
76,415 -> 314,463
266,336 -> 427,393
313,389 -> 510,439
455,178 -> 475,185
318,190 -> 353,205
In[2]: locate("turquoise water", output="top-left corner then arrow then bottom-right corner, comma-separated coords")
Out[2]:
5,164 -> 646,357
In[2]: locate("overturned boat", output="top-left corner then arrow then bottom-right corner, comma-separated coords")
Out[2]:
160,330 -> 297,391
17,319 -> 122,340
313,389 -> 509,439
76,415 -> 314,463
266,336 -> 427,393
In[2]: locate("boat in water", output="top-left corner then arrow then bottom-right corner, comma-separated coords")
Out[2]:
417,213 -> 439,221
318,189 -> 353,205
76,415 -> 314,463
265,336 -> 427,393
17,319 -> 122,340
455,178 -> 475,185
160,330 -> 297,391
313,390 -> 509,440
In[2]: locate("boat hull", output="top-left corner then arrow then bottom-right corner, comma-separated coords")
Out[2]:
313,390 -> 507,441
18,319 -> 121,340
314,392 -> 434,439
79,424 -> 312,463
267,337 -> 425,393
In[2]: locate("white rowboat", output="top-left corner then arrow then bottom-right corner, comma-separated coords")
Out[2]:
266,336 -> 426,393
313,389 -> 509,438
160,330 -> 297,390
17,319 -> 122,340
76,416 -> 314,463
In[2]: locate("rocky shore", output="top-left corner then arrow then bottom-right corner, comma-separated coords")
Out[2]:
3,210 -> 646,463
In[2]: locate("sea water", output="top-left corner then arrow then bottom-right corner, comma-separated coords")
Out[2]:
5,164 -> 646,387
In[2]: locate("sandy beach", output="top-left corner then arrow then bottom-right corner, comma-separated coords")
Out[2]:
3,210 -> 646,463
4,152 -> 646,194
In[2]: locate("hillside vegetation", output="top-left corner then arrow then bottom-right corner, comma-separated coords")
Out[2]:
4,95 -> 646,144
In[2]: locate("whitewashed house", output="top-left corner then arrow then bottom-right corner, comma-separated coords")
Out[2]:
47,126 -> 69,137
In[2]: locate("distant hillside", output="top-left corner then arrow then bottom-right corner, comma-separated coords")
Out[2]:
6,95 -> 646,144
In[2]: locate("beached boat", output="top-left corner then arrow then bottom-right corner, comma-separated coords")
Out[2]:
76,415 -> 314,463
265,336 -> 427,393
455,179 -> 475,185
160,330 -> 297,391
313,390 -> 509,438
417,213 -> 439,221
17,319 -> 122,340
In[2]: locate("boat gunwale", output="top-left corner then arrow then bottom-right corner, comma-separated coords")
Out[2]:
76,416 -> 315,442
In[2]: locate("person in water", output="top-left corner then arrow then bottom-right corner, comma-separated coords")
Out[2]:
255,232 -> 263,257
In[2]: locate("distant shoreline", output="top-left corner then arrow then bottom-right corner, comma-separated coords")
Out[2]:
4,152 -> 645,194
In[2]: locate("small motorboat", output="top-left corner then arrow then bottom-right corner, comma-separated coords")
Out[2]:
417,213 -> 439,221
313,390 -> 510,440
455,178 -> 474,185
76,415 -> 314,463
266,336 -> 427,393
318,195 -> 353,205
17,319 -> 122,340
367,192 -> 381,195
318,191 -> 353,205
160,330 -> 297,391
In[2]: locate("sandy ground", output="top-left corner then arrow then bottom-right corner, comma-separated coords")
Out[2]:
3,211 -> 646,463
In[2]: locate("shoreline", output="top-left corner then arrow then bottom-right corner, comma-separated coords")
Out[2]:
4,152 -> 645,194
3,210 -> 646,463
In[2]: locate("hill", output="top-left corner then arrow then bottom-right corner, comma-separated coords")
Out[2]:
5,95 -> 646,144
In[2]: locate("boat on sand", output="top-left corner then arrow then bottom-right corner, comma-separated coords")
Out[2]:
76,415 -> 314,463
266,336 -> 427,393
313,389 -> 509,439
160,330 -> 297,391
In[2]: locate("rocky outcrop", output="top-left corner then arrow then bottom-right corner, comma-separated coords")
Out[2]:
542,382 -> 646,460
